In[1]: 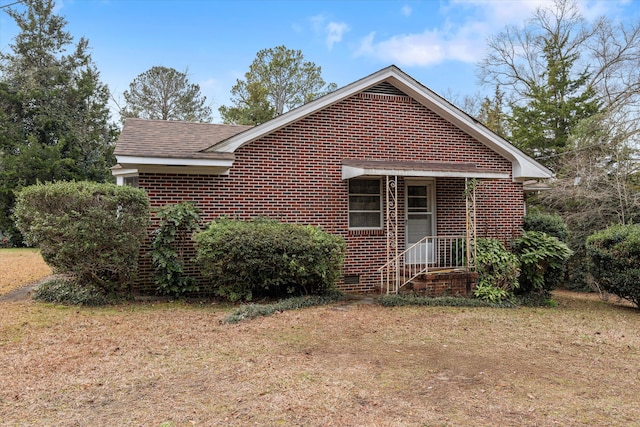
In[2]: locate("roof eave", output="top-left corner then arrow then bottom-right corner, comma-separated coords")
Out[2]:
115,155 -> 234,168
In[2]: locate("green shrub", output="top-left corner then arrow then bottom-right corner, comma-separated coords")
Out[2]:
523,211 -> 570,289
475,238 -> 520,288
224,291 -> 345,323
195,218 -> 346,301
512,231 -> 573,297
523,211 -> 569,242
14,181 -> 150,294
33,278 -> 108,306
586,224 -> 640,308
151,202 -> 201,296
473,283 -> 511,304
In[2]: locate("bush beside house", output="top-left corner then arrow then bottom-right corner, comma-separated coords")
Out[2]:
512,231 -> 573,299
586,224 -> 640,308
523,211 -> 571,289
473,231 -> 572,304
14,181 -> 150,295
195,218 -> 346,301
473,238 -> 520,303
523,211 -> 569,242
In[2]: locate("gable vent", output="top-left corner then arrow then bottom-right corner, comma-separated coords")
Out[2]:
363,82 -> 408,96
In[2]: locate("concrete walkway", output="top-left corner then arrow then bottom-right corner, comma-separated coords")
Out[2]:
0,277 -> 52,302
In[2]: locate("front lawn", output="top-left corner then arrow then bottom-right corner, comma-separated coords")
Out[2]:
0,248 -> 51,296
0,291 -> 638,426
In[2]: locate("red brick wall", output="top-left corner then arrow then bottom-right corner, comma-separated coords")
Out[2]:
134,93 -> 524,293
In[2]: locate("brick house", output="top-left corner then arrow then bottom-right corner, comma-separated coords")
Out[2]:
112,66 -> 552,295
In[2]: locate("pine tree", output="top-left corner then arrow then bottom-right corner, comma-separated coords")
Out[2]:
121,66 -> 212,122
219,45 -> 336,125
508,32 -> 600,163
0,0 -> 117,245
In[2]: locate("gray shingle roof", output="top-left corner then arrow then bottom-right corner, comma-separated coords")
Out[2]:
114,118 -> 253,159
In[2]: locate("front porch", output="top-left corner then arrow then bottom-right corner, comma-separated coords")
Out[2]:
342,160 -> 502,295
378,234 -> 478,296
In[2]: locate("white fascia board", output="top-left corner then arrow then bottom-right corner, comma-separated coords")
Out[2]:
111,167 -> 138,177
342,165 -> 509,180
115,155 -> 233,168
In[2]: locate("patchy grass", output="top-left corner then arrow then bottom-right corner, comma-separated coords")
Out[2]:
0,248 -> 51,295
1,291 -> 638,426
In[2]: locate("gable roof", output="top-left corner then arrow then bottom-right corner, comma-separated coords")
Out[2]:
113,66 -> 552,181
205,65 -> 553,181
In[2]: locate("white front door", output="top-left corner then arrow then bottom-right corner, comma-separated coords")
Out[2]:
405,181 -> 435,264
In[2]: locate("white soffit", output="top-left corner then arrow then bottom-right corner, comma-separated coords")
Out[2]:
115,155 -> 233,168
114,155 -> 234,176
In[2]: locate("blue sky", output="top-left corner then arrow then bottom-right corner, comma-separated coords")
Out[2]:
1,0 -> 638,123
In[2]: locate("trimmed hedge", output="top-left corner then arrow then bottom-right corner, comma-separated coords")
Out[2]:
14,181 -> 150,294
377,294 -> 514,308
195,218 -> 346,301
586,224 -> 640,308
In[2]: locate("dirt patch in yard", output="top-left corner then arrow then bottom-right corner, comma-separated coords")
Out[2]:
1,291 -> 638,426
0,249 -> 51,296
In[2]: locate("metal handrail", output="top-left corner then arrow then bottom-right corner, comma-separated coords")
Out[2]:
377,235 -> 469,294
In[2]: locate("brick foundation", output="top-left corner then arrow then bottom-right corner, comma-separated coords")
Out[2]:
401,271 -> 479,297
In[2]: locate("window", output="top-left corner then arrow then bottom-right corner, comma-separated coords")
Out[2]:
349,178 -> 382,229
123,176 -> 139,188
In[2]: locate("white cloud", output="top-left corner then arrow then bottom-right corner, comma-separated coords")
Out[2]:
448,0 -> 549,22
356,31 -> 445,66
325,21 -> 350,50
355,19 -> 488,67
310,14 -> 326,33
353,0 -> 558,67
401,5 -> 412,17
310,14 -> 350,50
354,0 -> 636,68
577,0 -> 628,21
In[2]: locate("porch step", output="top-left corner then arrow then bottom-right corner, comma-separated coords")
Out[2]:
400,270 -> 478,297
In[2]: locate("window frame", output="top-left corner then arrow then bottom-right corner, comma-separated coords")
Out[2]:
348,178 -> 383,230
